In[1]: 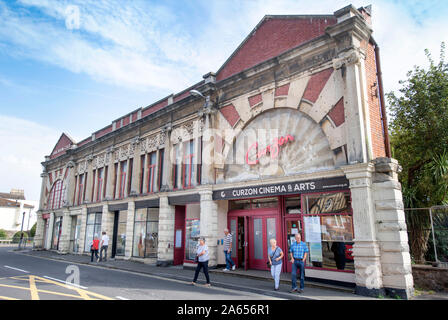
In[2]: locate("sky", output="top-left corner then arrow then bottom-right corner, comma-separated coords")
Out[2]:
0,0 -> 447,201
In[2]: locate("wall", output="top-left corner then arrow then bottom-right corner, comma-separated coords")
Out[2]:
412,265 -> 448,292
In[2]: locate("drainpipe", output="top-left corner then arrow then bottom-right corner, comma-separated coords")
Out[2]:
373,41 -> 391,158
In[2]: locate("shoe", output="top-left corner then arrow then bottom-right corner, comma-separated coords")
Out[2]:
191,282 -> 196,286
232,265 -> 236,271
274,288 -> 279,291
223,268 -> 230,271
204,283 -> 211,287
290,288 -> 298,293
97,258 -> 99,262
298,289 -> 304,293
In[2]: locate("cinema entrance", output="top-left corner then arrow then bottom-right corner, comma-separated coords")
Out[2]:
227,197 -> 281,271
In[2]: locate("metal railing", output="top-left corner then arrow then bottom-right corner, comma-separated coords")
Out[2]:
405,205 -> 448,267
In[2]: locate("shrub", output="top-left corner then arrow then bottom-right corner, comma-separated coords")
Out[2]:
12,231 -> 28,243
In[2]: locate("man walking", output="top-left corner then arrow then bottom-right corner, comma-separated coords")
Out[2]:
289,233 -> 308,293
99,231 -> 109,262
223,228 -> 235,271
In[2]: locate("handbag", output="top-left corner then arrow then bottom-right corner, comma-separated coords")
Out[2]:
267,247 -> 279,268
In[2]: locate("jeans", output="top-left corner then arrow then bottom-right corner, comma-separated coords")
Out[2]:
193,261 -> 210,284
270,263 -> 282,289
291,260 -> 305,290
90,249 -> 98,262
224,250 -> 235,269
99,245 -> 108,261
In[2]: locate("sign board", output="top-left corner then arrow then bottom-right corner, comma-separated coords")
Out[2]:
212,176 -> 349,200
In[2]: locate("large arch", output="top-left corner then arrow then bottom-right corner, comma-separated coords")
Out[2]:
223,108 -> 344,183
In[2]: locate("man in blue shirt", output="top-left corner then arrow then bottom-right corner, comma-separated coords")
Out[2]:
289,233 -> 309,293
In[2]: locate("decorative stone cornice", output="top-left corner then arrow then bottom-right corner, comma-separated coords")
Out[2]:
332,49 -> 363,69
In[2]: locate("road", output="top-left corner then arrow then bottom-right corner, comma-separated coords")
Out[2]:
0,246 -> 282,300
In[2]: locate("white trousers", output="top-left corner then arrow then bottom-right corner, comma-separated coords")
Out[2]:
270,263 -> 282,289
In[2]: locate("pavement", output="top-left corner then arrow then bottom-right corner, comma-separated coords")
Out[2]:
8,247 -> 448,300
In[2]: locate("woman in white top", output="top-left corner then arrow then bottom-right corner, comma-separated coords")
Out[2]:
191,237 -> 211,287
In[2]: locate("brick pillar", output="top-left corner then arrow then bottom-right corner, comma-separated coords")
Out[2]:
373,158 -> 414,299
342,163 -> 384,297
199,190 -> 219,267
58,209 -> 72,253
157,196 -> 175,265
124,201 -> 135,259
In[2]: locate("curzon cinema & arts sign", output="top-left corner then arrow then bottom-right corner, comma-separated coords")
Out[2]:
212,176 -> 349,200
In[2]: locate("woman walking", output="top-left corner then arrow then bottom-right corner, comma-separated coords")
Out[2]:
90,234 -> 100,262
191,237 -> 211,287
268,238 -> 284,291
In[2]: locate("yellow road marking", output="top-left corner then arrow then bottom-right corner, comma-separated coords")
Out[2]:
0,295 -> 20,300
0,275 -> 114,300
29,276 -> 40,300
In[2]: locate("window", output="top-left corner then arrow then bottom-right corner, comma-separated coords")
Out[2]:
133,208 -> 159,258
113,163 -> 118,199
301,191 -> 354,272
146,152 -> 157,193
158,149 -> 164,190
115,211 -> 127,256
185,219 -> 200,261
91,170 -> 96,202
229,197 -> 278,210
139,155 -> 145,194
173,140 -> 201,190
47,180 -> 66,210
84,212 -> 102,252
52,216 -> 63,250
119,161 -> 127,199
77,174 -> 85,205
96,168 -> 104,202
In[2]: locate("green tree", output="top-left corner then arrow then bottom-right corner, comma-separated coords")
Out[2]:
29,222 -> 37,238
0,229 -> 7,239
387,43 -> 448,263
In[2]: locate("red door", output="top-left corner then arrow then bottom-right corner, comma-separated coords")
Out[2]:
173,205 -> 185,265
248,211 -> 280,270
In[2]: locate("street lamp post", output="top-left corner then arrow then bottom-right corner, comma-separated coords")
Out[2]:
18,211 -> 25,250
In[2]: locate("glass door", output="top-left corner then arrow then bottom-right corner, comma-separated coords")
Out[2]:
284,217 -> 303,273
248,213 -> 280,270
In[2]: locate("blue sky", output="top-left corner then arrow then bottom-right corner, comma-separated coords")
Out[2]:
1,0 -> 448,200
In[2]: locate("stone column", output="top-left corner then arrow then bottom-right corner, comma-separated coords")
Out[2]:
39,172 -> 48,210
105,149 -> 115,200
199,190 -> 219,267
157,196 -> 175,265
160,124 -> 173,191
342,163 -> 384,297
34,212 -> 45,248
45,212 -> 54,250
373,158 -> 414,299
84,157 -> 94,203
100,203 -> 114,259
65,162 -> 76,206
124,201 -> 135,259
130,138 -> 141,196
78,206 -> 88,253
200,111 -> 215,185
58,209 -> 72,253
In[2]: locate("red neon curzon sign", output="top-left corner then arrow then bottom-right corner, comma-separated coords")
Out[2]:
245,134 -> 294,165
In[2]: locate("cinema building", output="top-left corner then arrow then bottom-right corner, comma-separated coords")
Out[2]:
34,5 -> 414,298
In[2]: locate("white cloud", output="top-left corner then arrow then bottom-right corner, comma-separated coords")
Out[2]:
1,0 -> 447,96
0,115 -> 60,201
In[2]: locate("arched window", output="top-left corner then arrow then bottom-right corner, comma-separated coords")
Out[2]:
47,180 -> 66,210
